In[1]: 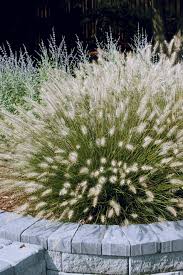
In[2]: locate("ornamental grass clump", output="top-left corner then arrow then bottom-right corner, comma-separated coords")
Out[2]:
0,39 -> 183,225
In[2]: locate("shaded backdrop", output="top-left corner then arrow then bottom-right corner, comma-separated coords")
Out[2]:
0,0 -> 182,53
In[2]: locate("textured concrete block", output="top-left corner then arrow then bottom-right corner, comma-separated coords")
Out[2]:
48,223 -> 80,253
0,215 -> 39,241
72,224 -> 106,255
45,250 -> 62,271
102,225 -> 130,256
0,242 -> 45,274
0,212 -> 20,228
0,241 -> 43,264
62,253 -> 128,274
129,252 -> 183,275
21,219 -> 61,249
150,221 -> 183,253
22,260 -> 46,275
0,260 -> 14,275
122,223 -> 160,256
0,255 -> 45,275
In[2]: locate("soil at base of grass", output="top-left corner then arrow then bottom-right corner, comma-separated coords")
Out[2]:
0,190 -> 27,212
0,164 -> 28,212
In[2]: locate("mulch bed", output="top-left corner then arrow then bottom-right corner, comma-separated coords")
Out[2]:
0,165 -> 27,212
0,191 -> 21,211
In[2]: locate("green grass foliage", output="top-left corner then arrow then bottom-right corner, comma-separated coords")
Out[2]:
0,36 -> 183,225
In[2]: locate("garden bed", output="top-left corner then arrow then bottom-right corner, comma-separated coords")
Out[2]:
0,166 -> 27,211
0,35 -> 183,275
0,191 -> 26,211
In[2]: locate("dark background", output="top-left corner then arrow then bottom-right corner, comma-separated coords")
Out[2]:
0,0 -> 182,54
0,0 -> 79,53
0,0 -> 152,53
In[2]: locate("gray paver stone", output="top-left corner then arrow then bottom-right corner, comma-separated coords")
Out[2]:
102,225 -> 130,256
0,212 -> 20,228
17,260 -> 46,275
0,260 -> 14,275
122,223 -> 160,256
150,220 -> 183,253
0,241 -> 45,275
0,215 -> 39,241
48,222 -> 80,253
0,241 -> 44,265
45,250 -> 62,271
21,219 -> 61,249
72,224 -> 106,255
129,252 -> 183,275
62,253 -> 128,274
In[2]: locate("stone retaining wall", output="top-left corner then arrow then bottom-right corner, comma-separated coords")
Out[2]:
1,210 -> 183,274
0,238 -> 45,275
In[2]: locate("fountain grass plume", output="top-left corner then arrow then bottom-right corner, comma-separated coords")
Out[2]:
0,38 -> 183,225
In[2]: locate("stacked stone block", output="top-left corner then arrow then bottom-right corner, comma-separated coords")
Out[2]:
0,238 -> 45,274
1,210 -> 183,274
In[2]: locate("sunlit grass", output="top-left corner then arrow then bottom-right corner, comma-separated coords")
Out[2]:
0,35 -> 183,225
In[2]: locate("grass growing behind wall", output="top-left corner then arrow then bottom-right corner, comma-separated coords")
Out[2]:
0,35 -> 183,225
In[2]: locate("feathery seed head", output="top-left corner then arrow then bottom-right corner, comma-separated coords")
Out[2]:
96,137 -> 106,147
63,182 -> 71,188
143,136 -> 153,148
69,151 -> 78,163
109,175 -> 117,184
111,160 -> 117,167
131,213 -> 138,219
109,127 -> 115,136
126,144 -> 134,151
59,188 -> 68,196
166,206 -> 177,217
80,167 -> 89,175
107,208 -> 114,218
81,125 -> 88,135
86,159 -> 92,166
41,189 -> 52,197
100,157 -> 107,164
100,214 -> 106,223
118,141 -> 123,148
98,176 -> 107,185
136,122 -> 146,133
39,162 -> 49,169
35,201 -> 47,210
129,184 -> 137,194
109,200 -> 121,216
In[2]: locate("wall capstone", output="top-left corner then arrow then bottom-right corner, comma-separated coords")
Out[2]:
1,210 -> 183,275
